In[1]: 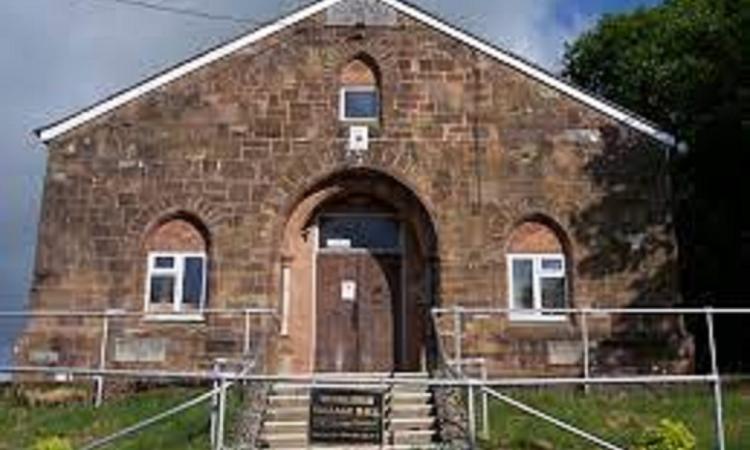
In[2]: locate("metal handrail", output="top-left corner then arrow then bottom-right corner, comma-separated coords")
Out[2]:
81,386 -> 219,450
430,308 -> 630,449
431,306 -> 750,315
0,307 -> 279,318
0,365 -> 721,386
430,306 -> 743,450
2,307 -> 279,406
478,385 -> 626,450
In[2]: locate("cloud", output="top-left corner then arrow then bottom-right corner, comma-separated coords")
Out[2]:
418,0 -> 595,68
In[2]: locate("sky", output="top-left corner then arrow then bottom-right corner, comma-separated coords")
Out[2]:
0,0 -> 660,364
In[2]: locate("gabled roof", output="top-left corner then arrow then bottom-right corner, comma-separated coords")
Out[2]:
35,0 -> 676,147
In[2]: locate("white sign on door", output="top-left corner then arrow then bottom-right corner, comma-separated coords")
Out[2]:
341,280 -> 357,302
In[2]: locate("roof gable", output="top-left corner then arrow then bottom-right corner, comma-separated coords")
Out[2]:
35,0 -> 676,147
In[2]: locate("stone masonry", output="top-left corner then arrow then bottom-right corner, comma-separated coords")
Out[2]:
17,4 -> 692,377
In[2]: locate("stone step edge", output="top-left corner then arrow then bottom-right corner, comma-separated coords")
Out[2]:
264,446 -> 439,450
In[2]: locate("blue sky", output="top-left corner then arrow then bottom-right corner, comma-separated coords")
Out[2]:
0,0 -> 661,325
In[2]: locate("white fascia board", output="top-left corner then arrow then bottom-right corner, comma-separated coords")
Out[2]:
380,0 -> 676,148
36,0 -> 346,143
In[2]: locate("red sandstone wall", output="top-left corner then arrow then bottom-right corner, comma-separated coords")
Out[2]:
18,9 -> 686,376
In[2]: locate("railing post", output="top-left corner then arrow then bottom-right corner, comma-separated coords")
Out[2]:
467,381 -> 476,446
380,376 -> 387,449
243,309 -> 251,356
453,306 -> 462,374
580,311 -> 590,394
217,374 -> 228,450
705,308 -> 726,450
210,360 -> 221,449
95,313 -> 110,408
480,362 -> 489,440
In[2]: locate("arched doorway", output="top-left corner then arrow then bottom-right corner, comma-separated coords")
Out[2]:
280,169 -> 438,373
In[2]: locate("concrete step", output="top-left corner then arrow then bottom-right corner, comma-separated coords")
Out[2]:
310,372 -> 428,378
266,406 -> 310,421
260,376 -> 436,450
267,446 -> 439,450
390,391 -> 432,404
389,417 -> 435,432
389,403 -> 433,419
392,429 -> 435,446
389,382 -> 430,393
262,420 -> 308,434
259,432 -> 307,448
268,394 -> 310,407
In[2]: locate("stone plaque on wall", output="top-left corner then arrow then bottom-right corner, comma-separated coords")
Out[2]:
114,337 -> 167,363
547,341 -> 583,366
29,350 -> 60,365
326,0 -> 398,26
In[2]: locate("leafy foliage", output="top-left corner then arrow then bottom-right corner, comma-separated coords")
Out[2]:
635,419 -> 697,450
564,0 -> 741,144
32,437 -> 72,450
564,0 -> 748,370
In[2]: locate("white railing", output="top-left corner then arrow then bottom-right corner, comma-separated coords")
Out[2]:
431,306 -> 750,450
0,308 -> 279,407
0,363 -> 746,449
1,307 -> 748,449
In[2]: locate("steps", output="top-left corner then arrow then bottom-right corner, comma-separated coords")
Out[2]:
257,372 -> 438,449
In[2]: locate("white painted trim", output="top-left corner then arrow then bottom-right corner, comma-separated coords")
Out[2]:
506,253 -> 568,323
36,0 -> 675,147
142,314 -> 206,323
144,251 -> 207,314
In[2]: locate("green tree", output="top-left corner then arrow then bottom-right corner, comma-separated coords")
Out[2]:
563,0 -> 748,369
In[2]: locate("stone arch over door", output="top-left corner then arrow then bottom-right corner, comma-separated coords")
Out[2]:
276,168 -> 439,373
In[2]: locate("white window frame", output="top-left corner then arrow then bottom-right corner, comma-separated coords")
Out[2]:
144,251 -> 207,320
339,85 -> 380,122
507,253 -> 568,322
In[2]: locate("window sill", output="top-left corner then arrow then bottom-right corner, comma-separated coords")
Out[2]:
508,313 -> 569,324
340,117 -> 379,123
143,314 -> 206,323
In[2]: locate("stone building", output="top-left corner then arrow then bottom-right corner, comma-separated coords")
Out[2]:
18,0 -> 692,378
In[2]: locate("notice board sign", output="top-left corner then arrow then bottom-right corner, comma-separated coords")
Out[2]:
309,388 -> 384,444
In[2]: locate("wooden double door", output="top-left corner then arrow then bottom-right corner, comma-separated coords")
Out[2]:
314,214 -> 408,372
315,252 -> 402,372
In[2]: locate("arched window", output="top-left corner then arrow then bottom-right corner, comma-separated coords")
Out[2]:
506,221 -> 568,321
144,217 -> 208,314
339,57 -> 380,122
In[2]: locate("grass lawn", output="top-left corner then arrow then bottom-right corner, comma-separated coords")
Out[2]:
480,383 -> 750,449
0,384 -> 242,450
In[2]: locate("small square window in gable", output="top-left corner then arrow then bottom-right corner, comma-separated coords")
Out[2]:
343,89 -> 379,120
